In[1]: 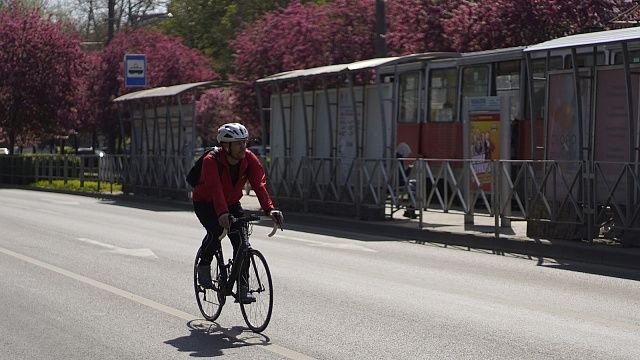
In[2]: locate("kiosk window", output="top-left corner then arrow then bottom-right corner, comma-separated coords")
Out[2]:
398,71 -> 420,123
429,68 -> 457,122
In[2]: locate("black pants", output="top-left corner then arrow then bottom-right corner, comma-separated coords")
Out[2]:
193,201 -> 244,267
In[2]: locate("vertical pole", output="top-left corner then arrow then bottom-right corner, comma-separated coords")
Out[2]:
297,79 -> 311,157
256,83 -> 266,148
165,99 -> 172,155
274,82 -> 289,158
376,71 -> 389,158
321,78 -> 335,158
374,0 -> 387,58
348,73 -> 362,216
97,154 -> 101,193
48,156 -> 53,184
129,102 -> 136,156
494,160 -> 500,238
525,52 -> 536,160
622,42 -> 636,243
117,103 -> 126,154
177,96 -> 184,156
571,48 -> 589,242
348,73 -> 360,158
80,154 -> 84,187
462,97 -> 473,224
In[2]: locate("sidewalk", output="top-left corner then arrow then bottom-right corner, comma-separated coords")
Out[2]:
238,193 -> 640,272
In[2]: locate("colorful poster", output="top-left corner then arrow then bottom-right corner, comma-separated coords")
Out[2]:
470,113 -> 500,191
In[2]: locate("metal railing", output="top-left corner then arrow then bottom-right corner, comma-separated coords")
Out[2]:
3,154 -> 639,244
0,154 -> 118,191
263,156 -> 640,244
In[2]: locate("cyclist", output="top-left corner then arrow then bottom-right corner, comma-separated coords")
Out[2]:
192,122 -> 283,304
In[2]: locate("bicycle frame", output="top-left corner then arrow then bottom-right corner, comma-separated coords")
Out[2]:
219,221 -> 253,296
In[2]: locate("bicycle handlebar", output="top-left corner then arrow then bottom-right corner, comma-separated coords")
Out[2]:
217,215 -> 282,240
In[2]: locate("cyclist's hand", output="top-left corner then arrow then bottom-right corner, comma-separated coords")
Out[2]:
218,213 -> 231,229
270,210 -> 284,229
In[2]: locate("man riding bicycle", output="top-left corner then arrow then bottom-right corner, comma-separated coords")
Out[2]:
192,122 -> 283,304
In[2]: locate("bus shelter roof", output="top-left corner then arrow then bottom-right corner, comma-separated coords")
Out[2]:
256,52 -> 458,84
113,80 -> 246,102
525,26 -> 640,52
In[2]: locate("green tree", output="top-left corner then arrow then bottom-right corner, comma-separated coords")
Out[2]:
164,0 -> 326,76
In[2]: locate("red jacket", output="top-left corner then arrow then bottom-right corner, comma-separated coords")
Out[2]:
192,147 -> 274,217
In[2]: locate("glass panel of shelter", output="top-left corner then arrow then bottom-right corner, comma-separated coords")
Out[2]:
429,68 -> 457,122
495,60 -> 521,121
398,71 -> 421,123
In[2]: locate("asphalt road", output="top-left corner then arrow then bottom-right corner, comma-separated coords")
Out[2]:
1,188 -> 639,359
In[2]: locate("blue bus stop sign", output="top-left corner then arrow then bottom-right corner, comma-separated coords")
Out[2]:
124,54 -> 147,87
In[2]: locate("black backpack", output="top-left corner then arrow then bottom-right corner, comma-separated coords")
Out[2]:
186,147 -> 223,188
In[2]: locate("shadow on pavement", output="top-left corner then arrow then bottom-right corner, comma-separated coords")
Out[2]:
539,260 -> 640,281
97,197 -> 191,213
164,320 -> 269,357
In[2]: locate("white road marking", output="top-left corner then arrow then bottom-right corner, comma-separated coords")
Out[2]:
276,234 -> 377,253
77,237 -> 158,258
0,246 -> 316,360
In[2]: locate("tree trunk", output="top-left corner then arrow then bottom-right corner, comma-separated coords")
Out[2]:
107,0 -> 115,44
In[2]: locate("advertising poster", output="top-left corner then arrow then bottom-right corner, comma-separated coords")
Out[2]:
594,68 -> 640,203
470,113 -> 500,191
547,73 -> 580,163
546,72 -> 590,200
337,88 -> 362,181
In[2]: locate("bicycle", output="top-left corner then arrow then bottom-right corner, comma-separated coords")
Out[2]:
193,214 -> 280,332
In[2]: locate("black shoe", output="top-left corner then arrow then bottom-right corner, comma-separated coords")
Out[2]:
197,265 -> 213,289
238,285 -> 256,304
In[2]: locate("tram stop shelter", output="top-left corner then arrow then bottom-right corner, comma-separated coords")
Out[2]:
113,80 -> 245,199
255,53 -> 457,219
524,26 -> 640,245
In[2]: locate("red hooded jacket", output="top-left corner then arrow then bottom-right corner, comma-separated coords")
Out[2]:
191,147 -> 274,217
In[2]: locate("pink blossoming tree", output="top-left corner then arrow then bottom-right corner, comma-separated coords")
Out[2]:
0,2 -> 86,153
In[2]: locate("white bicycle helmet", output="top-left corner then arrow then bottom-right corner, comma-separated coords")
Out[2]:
217,123 -> 249,143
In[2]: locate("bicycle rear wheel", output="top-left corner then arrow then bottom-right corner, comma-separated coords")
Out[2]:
239,249 -> 273,332
194,250 -> 225,321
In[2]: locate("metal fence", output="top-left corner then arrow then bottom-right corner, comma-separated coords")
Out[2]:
0,154 -> 117,190
2,154 -> 639,244
263,156 -> 640,245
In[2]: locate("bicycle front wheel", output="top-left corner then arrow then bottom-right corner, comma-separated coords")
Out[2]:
239,249 -> 273,332
194,250 -> 225,321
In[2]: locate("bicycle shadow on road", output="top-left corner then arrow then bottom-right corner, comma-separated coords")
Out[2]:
164,319 -> 270,357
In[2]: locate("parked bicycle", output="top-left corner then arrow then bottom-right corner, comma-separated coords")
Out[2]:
194,214 -> 280,332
